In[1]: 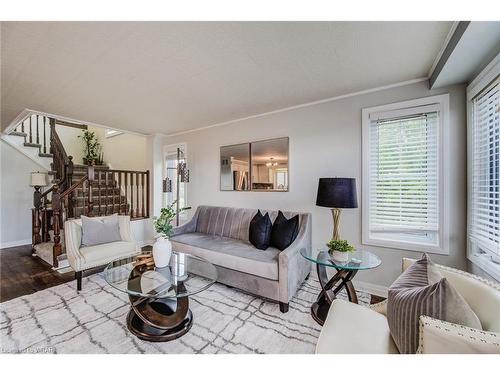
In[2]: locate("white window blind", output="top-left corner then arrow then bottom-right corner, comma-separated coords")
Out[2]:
367,105 -> 440,248
470,77 -> 500,258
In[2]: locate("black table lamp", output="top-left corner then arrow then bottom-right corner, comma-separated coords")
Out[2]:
316,178 -> 358,241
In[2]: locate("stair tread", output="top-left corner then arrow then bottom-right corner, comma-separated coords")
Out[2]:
24,142 -> 41,148
10,131 -> 27,137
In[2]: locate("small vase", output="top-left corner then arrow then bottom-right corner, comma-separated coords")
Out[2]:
331,250 -> 349,263
152,236 -> 172,268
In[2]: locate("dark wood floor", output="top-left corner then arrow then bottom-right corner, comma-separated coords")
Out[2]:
0,244 -> 385,304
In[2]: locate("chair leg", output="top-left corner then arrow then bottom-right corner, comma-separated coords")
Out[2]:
279,302 -> 289,313
76,271 -> 82,291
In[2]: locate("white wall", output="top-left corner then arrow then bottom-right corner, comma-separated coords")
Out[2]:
0,140 -> 48,248
159,80 -> 467,288
88,126 -> 149,171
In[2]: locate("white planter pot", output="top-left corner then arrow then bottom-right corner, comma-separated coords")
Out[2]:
153,236 -> 172,268
330,250 -> 349,263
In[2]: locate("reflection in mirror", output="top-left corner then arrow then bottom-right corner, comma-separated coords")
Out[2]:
251,137 -> 289,191
220,143 -> 250,191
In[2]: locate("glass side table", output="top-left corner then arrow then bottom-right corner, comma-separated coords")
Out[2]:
300,248 -> 381,326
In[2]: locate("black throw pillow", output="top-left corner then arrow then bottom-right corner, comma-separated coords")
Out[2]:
270,211 -> 299,250
249,210 -> 273,250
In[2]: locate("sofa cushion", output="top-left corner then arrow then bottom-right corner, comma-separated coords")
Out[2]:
249,210 -> 273,250
270,211 -> 299,250
80,240 -> 138,265
170,233 -> 280,280
81,214 -> 121,247
316,299 -> 399,354
387,254 -> 481,354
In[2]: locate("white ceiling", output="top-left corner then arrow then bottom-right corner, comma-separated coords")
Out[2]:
1,22 -> 453,134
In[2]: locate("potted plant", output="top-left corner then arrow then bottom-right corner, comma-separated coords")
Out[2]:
152,201 -> 191,267
78,130 -> 101,165
326,239 -> 355,263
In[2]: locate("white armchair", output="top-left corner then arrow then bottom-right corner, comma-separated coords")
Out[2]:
65,215 -> 141,291
315,258 -> 500,354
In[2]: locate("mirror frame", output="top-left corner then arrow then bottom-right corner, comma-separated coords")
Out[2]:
219,136 -> 289,192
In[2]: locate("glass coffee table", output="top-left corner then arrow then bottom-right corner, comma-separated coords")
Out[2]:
104,251 -> 217,342
300,248 -> 381,326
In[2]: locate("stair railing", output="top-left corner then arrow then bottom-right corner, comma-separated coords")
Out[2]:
20,114 -> 151,268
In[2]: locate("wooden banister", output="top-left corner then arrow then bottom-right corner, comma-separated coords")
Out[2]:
23,113 -> 151,268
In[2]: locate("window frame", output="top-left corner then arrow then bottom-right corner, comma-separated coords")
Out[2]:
362,94 -> 450,254
466,53 -> 500,281
163,142 -> 189,222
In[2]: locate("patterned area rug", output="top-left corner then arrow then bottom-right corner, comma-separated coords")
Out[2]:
0,273 -> 369,354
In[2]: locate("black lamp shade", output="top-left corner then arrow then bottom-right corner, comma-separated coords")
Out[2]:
316,178 -> 358,208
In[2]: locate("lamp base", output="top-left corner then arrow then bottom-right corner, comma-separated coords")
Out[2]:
331,208 -> 341,241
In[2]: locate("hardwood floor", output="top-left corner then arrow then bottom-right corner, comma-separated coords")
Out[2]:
1,244 -> 92,302
0,244 -> 385,304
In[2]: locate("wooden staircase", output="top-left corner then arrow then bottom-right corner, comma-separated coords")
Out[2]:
6,113 -> 150,269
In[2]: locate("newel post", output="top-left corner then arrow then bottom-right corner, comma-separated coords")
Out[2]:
67,156 -> 75,218
52,184 -> 62,268
31,186 -> 43,253
87,165 -> 94,216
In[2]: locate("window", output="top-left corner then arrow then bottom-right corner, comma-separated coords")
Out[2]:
362,95 -> 449,254
105,129 -> 123,138
467,55 -> 500,281
163,143 -> 188,221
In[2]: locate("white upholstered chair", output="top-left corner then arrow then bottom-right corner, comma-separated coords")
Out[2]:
315,258 -> 500,354
65,215 -> 141,291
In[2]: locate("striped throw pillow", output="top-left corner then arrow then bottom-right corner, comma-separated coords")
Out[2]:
387,254 -> 482,354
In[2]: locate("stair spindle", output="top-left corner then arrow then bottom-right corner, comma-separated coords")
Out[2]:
105,171 -> 109,215
43,117 -> 47,154
98,170 -> 102,216
125,173 -> 129,217
146,170 -> 150,218
141,173 -> 145,218
36,115 -> 40,144
21,119 -> 25,133
118,172 -> 122,214
136,172 -> 139,218
29,116 -> 33,143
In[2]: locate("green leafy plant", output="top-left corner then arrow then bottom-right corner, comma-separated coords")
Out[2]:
153,200 -> 191,238
326,239 -> 355,253
78,130 -> 101,165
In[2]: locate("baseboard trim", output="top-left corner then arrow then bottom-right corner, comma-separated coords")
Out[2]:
0,239 -> 31,249
353,280 -> 388,298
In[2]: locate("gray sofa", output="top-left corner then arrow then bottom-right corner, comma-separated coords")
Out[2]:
170,205 -> 312,313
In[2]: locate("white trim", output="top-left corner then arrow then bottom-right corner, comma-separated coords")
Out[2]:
165,77 -> 429,137
3,108 -> 148,137
361,94 -> 450,255
353,280 -> 388,299
468,252 -> 500,283
0,238 -> 31,249
466,53 -> 500,282
427,22 -> 460,79
467,52 -> 500,100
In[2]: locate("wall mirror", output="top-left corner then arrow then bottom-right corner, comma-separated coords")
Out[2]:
220,137 -> 289,191
251,137 -> 289,191
220,143 -> 251,191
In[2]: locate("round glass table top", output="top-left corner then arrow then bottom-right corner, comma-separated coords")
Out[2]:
103,251 -> 218,299
299,248 -> 381,271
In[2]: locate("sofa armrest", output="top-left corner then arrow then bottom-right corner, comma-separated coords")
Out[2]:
172,212 -> 198,236
118,215 -> 135,242
417,315 -> 500,354
278,213 -> 312,303
65,219 -> 85,272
